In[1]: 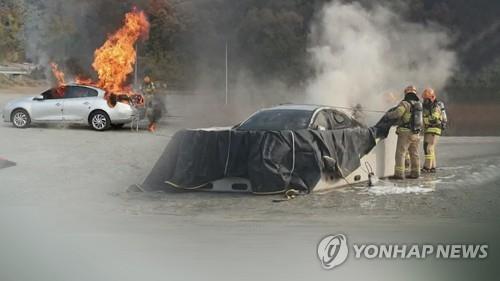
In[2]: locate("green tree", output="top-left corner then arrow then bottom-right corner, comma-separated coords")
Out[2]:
236,7 -> 307,83
143,0 -> 191,87
0,0 -> 25,62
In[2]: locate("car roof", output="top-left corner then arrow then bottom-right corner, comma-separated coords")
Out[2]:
261,104 -> 326,112
238,103 -> 365,129
65,83 -> 104,92
260,104 -> 345,113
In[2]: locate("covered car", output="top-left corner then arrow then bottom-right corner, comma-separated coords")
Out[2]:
139,104 -> 396,194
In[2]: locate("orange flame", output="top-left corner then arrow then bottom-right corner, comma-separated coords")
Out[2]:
93,9 -> 149,97
75,75 -> 94,86
50,9 -> 149,100
50,63 -> 66,86
49,63 -> 66,98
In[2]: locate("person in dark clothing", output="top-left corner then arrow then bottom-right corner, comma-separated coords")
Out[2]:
141,76 -> 165,133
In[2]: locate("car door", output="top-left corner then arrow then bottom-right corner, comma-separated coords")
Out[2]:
62,86 -> 98,122
30,88 -> 64,121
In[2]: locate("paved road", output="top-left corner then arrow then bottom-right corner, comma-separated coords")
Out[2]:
1,89 -> 500,281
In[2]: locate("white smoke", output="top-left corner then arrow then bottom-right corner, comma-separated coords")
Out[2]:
305,1 -> 457,117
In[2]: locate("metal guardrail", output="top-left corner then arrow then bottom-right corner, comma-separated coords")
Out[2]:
0,69 -> 30,75
0,64 -> 35,76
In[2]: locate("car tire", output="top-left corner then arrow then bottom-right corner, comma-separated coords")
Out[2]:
89,111 -> 111,131
111,123 -> 125,129
11,109 -> 31,129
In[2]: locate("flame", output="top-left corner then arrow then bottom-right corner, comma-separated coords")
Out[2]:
93,9 -> 149,97
50,63 -> 67,98
50,9 -> 149,100
75,75 -> 94,86
50,63 -> 66,86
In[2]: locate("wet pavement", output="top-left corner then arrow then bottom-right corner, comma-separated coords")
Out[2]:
115,137 -> 500,222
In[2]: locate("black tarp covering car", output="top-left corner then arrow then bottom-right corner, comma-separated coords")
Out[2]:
141,127 -> 377,194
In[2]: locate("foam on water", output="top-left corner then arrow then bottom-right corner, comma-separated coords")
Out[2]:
368,185 -> 434,195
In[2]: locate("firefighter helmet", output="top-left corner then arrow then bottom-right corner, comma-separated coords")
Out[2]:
404,85 -> 417,95
422,88 -> 436,102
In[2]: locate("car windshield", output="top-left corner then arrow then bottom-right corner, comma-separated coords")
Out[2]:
237,109 -> 313,130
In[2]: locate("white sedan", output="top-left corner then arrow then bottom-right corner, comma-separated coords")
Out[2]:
2,84 -> 139,131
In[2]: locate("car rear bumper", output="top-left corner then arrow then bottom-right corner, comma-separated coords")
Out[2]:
108,104 -> 137,123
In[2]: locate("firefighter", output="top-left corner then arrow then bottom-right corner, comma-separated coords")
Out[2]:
387,85 -> 423,179
141,76 -> 162,133
421,88 -> 443,173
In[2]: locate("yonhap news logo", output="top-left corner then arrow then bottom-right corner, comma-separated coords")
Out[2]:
317,234 -> 349,269
317,234 -> 489,269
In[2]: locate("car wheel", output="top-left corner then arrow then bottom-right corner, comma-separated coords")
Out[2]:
11,109 -> 31,129
89,111 -> 111,131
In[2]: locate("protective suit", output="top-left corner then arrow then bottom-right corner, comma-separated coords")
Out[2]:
386,86 -> 422,179
422,88 -> 443,172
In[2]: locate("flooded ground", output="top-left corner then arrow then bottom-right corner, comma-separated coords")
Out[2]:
1,89 -> 500,281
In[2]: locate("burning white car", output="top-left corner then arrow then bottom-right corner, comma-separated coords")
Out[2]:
2,84 -> 142,131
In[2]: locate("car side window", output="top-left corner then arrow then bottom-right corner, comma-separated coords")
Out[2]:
312,111 -> 332,130
63,86 -> 98,98
65,86 -> 88,99
42,87 -> 65,99
330,110 -> 351,129
83,88 -> 98,97
41,89 -> 53,100
333,112 -> 345,124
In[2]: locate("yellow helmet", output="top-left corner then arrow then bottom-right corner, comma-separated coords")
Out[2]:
422,88 -> 436,102
404,85 -> 417,95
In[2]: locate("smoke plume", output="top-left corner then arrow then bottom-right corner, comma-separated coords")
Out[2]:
305,1 -> 457,118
